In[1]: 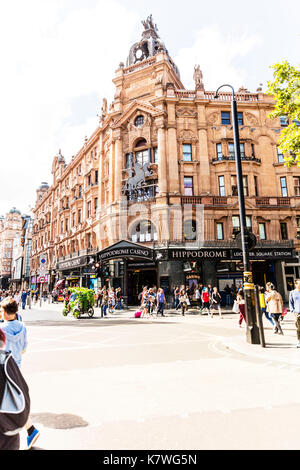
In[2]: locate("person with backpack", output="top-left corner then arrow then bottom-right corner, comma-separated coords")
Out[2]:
0,328 -> 31,450
210,287 -> 222,318
1,297 -> 40,449
201,287 -> 210,315
289,278 -> 300,348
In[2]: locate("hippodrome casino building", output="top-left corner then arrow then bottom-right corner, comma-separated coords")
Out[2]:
30,16 -> 300,305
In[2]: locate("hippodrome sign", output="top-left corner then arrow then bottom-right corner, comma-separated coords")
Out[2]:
98,241 -> 154,262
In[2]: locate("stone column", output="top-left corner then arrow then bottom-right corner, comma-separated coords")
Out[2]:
108,139 -> 115,205
156,117 -> 168,197
197,104 -> 210,194
167,103 -> 180,195
98,133 -> 104,207
113,129 -> 123,203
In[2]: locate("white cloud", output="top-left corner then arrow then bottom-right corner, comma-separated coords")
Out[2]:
0,0 -> 138,216
175,26 -> 261,91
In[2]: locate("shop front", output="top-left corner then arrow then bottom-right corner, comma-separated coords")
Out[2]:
56,255 -> 89,289
155,244 -> 297,304
96,241 -> 297,306
97,240 -> 156,306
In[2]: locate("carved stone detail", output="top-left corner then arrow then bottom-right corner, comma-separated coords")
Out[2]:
207,112 -> 219,125
176,107 -> 197,118
245,112 -> 259,126
177,129 -> 198,142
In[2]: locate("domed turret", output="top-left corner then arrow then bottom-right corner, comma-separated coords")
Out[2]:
126,14 -> 180,77
9,207 -> 21,215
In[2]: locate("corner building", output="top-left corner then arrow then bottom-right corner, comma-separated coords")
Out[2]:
31,17 -> 300,304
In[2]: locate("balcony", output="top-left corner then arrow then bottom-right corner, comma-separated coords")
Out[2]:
180,196 -> 228,206
255,197 -> 291,207
154,239 -> 294,249
212,155 -> 261,164
174,90 -> 260,102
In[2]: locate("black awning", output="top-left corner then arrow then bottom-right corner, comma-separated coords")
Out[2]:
98,240 -> 154,262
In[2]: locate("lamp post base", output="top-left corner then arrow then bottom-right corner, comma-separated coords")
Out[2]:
244,277 -> 261,345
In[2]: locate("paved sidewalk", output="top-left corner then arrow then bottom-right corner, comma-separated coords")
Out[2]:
26,301 -> 300,366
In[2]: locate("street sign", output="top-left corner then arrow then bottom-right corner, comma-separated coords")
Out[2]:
39,277 -> 45,284
235,230 -> 257,251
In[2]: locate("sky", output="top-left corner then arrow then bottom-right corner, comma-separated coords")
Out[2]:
0,0 -> 299,217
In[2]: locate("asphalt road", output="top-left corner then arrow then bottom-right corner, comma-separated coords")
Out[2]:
12,302 -> 300,450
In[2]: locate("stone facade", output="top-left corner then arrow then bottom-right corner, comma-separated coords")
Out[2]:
30,17 -> 300,301
0,208 -> 23,289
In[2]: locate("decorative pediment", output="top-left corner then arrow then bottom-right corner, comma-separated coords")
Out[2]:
177,129 -> 198,143
229,199 -> 257,210
111,100 -> 165,129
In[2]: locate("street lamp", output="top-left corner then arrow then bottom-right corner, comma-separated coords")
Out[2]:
214,84 -> 260,345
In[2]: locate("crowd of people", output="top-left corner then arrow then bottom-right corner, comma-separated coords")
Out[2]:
173,284 -> 223,318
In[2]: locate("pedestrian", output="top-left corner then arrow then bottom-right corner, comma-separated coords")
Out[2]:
0,297 -> 40,449
14,290 -> 21,307
147,288 -> 156,316
174,286 -> 180,310
179,289 -> 188,316
289,279 -> 300,348
108,287 -> 115,313
265,282 -> 284,335
224,284 -> 231,306
237,289 -> 246,327
201,287 -> 210,315
156,288 -> 166,316
114,288 -> 123,311
210,286 -> 222,318
195,285 -> 202,312
101,289 -> 109,317
21,290 -> 27,310
141,291 -> 149,318
258,286 -> 274,327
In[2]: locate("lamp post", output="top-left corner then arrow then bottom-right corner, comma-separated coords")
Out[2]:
214,85 -> 260,345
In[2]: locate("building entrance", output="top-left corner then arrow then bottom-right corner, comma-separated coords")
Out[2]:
127,269 -> 157,305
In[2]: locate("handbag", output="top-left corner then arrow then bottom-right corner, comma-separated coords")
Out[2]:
232,300 -> 240,314
282,307 -> 288,316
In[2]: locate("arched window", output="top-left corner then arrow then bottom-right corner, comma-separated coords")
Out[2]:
130,220 -> 158,243
184,219 -> 197,241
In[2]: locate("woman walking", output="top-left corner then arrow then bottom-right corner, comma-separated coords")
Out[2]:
258,286 -> 274,327
265,282 -> 284,335
237,289 -> 246,327
179,289 -> 188,316
210,287 -> 222,318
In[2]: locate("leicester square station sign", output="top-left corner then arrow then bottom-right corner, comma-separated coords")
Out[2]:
167,247 -> 296,261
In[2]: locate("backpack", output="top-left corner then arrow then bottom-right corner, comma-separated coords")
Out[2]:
0,351 -> 30,436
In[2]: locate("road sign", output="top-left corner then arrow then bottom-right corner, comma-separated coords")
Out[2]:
235,230 -> 257,251
39,277 -> 45,284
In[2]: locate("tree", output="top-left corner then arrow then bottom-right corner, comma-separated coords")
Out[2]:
267,61 -> 300,166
